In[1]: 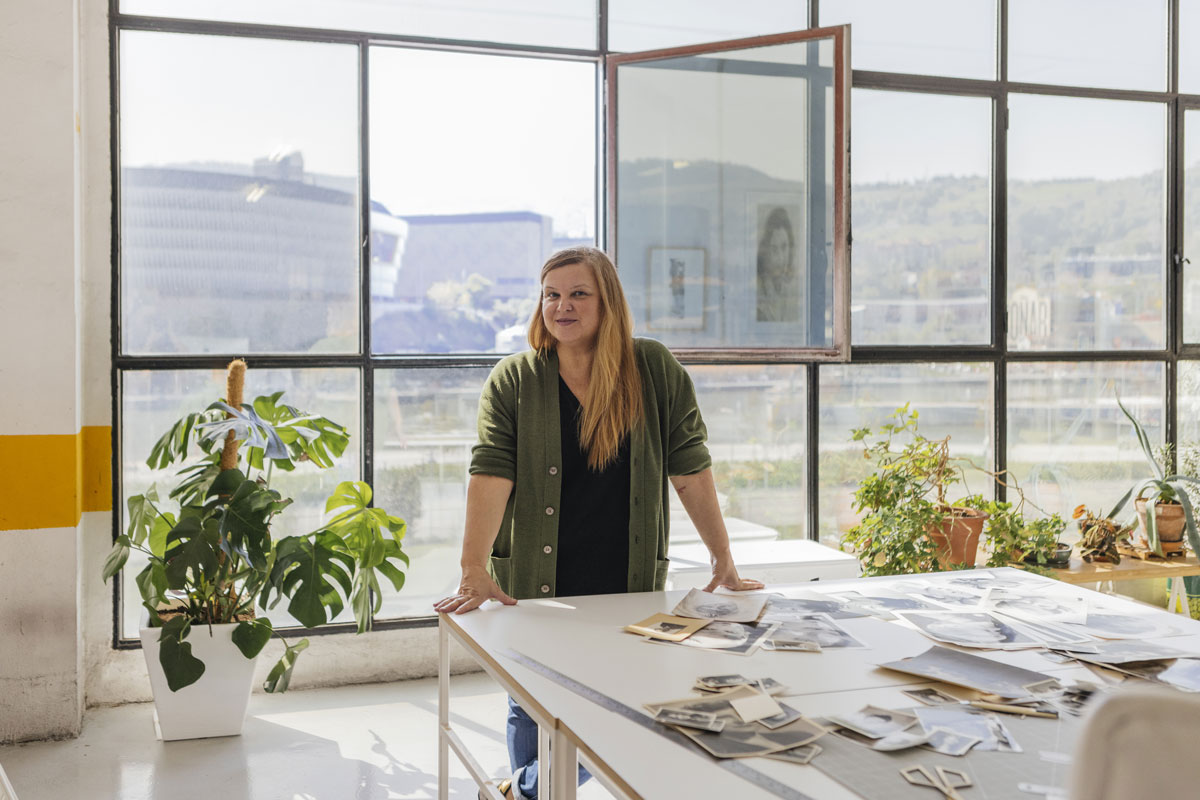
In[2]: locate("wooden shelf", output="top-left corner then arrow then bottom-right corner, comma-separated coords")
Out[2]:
1053,554 -> 1200,585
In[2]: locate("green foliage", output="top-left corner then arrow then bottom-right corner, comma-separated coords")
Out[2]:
1075,505 -> 1131,564
971,494 -> 1067,569
841,405 -> 980,576
1110,396 -> 1200,556
102,387 -> 408,694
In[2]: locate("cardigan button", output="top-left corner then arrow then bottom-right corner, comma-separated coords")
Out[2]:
545,506 -> 554,515
549,466 -> 558,475
540,584 -> 550,593
543,545 -> 552,554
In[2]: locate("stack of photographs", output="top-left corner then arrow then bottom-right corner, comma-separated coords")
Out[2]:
761,592 -> 867,621
692,675 -> 788,695
913,706 -> 1022,753
623,613 -> 711,642
763,613 -> 866,651
645,685 -> 827,759
878,645 -> 1060,699
645,620 -> 777,656
895,610 -> 1043,650
671,588 -> 768,623
825,589 -> 941,620
824,704 -> 984,756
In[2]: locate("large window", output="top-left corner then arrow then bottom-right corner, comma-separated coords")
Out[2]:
114,2 -> 1200,639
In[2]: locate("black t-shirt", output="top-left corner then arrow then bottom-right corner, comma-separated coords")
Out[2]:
554,376 -> 631,597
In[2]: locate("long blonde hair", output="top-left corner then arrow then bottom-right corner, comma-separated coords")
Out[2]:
528,247 -> 643,471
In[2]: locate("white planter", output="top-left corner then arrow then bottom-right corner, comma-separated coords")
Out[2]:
140,622 -> 258,741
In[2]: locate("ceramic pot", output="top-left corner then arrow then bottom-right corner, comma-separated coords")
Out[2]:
1023,543 -> 1073,568
926,507 -> 989,569
140,622 -> 258,741
1134,498 -> 1187,554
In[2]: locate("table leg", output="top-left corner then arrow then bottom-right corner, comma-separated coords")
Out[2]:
438,617 -> 450,800
538,724 -> 552,798
550,728 -> 578,800
1167,577 -> 1193,618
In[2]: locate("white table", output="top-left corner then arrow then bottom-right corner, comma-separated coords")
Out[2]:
438,569 -> 1200,800
666,540 -> 860,589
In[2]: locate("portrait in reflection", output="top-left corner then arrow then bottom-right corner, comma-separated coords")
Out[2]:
755,204 -> 802,323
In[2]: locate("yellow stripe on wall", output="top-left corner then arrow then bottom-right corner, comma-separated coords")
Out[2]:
0,426 -> 112,531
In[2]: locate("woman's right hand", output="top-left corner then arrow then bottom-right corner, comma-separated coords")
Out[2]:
433,566 -> 517,615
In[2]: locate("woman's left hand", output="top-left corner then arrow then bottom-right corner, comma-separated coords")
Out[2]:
704,554 -> 764,592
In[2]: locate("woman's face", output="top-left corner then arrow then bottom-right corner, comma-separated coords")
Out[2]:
541,262 -> 601,349
764,227 -> 791,277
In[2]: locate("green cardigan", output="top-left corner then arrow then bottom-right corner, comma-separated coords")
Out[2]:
470,338 -> 712,600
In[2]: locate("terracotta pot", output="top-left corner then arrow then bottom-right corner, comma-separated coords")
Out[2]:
925,507 -> 989,569
1134,498 -> 1187,554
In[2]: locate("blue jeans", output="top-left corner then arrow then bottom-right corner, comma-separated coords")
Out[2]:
506,696 -> 590,799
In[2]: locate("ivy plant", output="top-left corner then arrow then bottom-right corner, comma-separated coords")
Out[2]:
102,366 -> 408,693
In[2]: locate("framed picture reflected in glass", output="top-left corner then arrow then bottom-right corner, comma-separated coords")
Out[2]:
747,193 -> 806,337
646,246 -> 707,332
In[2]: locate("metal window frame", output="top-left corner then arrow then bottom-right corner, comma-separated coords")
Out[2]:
110,0 -> 1200,646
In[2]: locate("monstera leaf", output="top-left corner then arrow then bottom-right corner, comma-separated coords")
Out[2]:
264,532 -> 355,628
206,469 -> 289,570
196,401 -> 288,461
146,410 -> 223,470
157,616 -> 205,692
247,392 -> 349,470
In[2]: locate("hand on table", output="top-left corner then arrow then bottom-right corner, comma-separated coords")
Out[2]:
433,567 -> 517,614
704,555 -> 765,593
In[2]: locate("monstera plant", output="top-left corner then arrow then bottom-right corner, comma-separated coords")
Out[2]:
102,360 -> 408,696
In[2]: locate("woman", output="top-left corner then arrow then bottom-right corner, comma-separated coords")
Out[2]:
434,247 -> 762,800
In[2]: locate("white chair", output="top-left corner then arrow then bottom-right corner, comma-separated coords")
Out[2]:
1070,685 -> 1200,799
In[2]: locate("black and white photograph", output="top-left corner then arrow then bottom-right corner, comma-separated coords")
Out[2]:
646,247 -> 707,332
1058,639 -> 1190,665
909,584 -> 987,609
879,645 -> 1060,698
758,703 -> 804,730
924,726 -> 982,757
896,611 -> 1042,649
765,743 -> 822,765
1119,658 -> 1200,692
871,726 -> 933,751
982,587 -> 1089,625
913,707 -> 1022,753
829,590 -> 941,620
654,707 -> 726,733
825,705 -> 918,739
696,674 -> 750,690
650,621 -> 777,656
671,588 -> 768,623
762,592 -> 866,621
750,200 -> 805,325
763,637 -> 822,652
942,572 -> 1041,592
772,613 -> 866,649
1063,612 -> 1182,640
623,612 -> 711,642
902,687 -> 961,706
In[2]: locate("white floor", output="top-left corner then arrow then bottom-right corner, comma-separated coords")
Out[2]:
0,673 -> 613,800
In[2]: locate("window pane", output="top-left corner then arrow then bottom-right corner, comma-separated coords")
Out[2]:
372,368 -> 491,620
119,32 -> 359,355
1009,0 -> 1166,91
1007,362 -> 1163,543
1183,1 -> 1200,94
608,0 -> 806,52
819,0 -> 994,79
852,90 -> 992,345
1185,110 -> 1200,342
120,368 -> 361,638
817,363 -> 994,549
1178,362 -> 1200,468
691,365 -> 806,544
369,48 -> 596,354
615,36 -> 843,352
1007,94 -> 1165,351
119,0 -> 597,50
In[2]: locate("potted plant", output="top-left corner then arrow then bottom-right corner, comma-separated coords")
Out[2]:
1109,396 -> 1200,557
1074,504 -> 1131,564
842,405 -> 989,576
101,360 -> 409,740
968,482 -> 1071,570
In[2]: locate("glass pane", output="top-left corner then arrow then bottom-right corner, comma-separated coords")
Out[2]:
615,35 -> 844,352
608,1 -> 806,52
1007,94 -> 1166,351
691,365 -> 807,543
372,368 -> 491,620
852,90 -> 992,345
1177,362 -> 1200,473
369,48 -> 596,354
1183,1 -> 1200,94
1007,361 -> 1164,544
120,368 -> 361,638
119,31 -> 359,356
1009,0 -> 1166,91
119,0 -> 597,50
817,363 -> 994,549
819,0 -> 994,79
1185,110 -> 1200,342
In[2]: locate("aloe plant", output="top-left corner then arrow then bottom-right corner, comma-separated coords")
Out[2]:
1109,396 -> 1200,557
102,366 -> 408,693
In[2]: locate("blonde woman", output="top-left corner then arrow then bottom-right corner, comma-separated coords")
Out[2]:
435,246 -> 762,800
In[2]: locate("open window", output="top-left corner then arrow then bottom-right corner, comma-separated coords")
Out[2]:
607,26 -> 851,360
